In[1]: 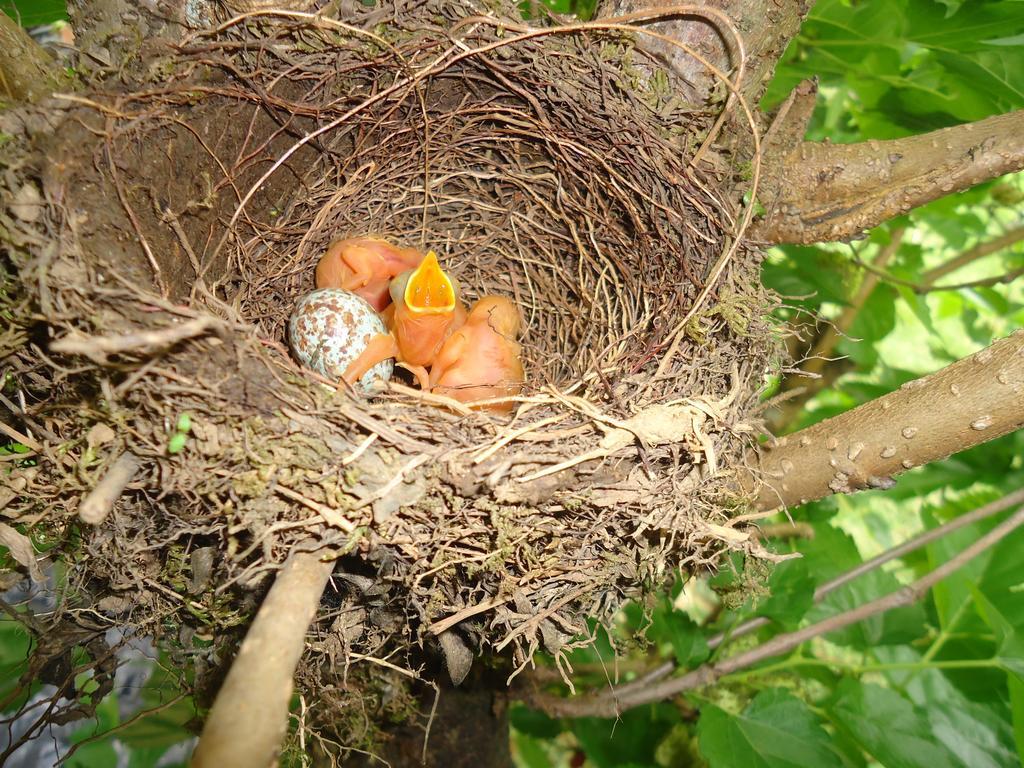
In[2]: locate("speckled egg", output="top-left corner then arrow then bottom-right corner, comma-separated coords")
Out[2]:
288,288 -> 393,392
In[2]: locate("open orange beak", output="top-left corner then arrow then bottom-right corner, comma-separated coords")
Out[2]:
403,251 -> 456,314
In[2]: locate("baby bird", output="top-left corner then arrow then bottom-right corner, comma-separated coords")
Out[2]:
429,296 -> 524,412
315,236 -> 424,311
343,251 -> 465,390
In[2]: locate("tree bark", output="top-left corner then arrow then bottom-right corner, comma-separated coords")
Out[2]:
596,0 -> 813,106
191,551 -> 334,768
748,330 -> 1024,511
0,11 -> 65,103
756,109 -> 1024,244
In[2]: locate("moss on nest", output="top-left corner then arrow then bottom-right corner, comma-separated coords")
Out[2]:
0,0 -> 783,751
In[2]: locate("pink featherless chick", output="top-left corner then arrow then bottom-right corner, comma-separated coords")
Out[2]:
428,296 -> 525,413
314,236 -> 424,311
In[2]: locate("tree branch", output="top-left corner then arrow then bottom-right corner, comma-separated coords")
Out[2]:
749,329 -> 1024,511
191,550 -> 334,768
771,227 -> 906,430
0,11 -> 66,103
755,110 -> 1024,244
843,253 -> 1024,295
600,486 -> 1024,697
921,223 -> 1024,287
78,452 -> 140,525
527,498 -> 1024,717
595,0 -> 814,106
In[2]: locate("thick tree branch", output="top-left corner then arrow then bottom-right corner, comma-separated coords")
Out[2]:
755,110 -> 1024,244
528,498 -> 1024,718
0,12 -> 65,103
596,0 -> 813,106
921,223 -> 1024,287
749,330 -> 1024,511
191,550 -> 334,768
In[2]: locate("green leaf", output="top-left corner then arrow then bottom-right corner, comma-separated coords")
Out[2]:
0,0 -> 68,26
760,559 -> 816,629
116,695 -> 197,750
877,646 -> 1017,768
828,679 -> 959,768
840,283 -> 898,368
697,688 -> 850,768
655,607 -> 709,668
761,246 -> 855,310
1008,674 -> 1024,762
512,732 -> 556,768
167,432 -> 188,455
510,705 -> 563,740
809,568 -> 927,648
571,704 -> 675,768
789,521 -> 862,579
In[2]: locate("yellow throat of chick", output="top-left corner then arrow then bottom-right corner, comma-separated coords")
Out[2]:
403,251 -> 457,314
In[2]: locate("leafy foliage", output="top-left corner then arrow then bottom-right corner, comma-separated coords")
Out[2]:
514,0 -> 1024,766
1,0 -> 67,27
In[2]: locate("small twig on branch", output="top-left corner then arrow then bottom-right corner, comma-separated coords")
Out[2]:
804,228 -> 905,379
756,110 -> 1024,244
921,224 -> 1024,287
850,254 -> 1024,295
50,317 -> 224,365
528,498 -> 1024,717
920,266 -> 1024,293
750,330 -> 1024,511
191,549 -> 335,768
78,452 -> 140,525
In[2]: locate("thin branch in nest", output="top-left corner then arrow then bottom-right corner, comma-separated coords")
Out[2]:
427,596 -> 510,636
192,549 -> 335,768
274,484 -> 357,532
78,452 -> 140,525
49,316 -> 224,365
448,12 -> 764,383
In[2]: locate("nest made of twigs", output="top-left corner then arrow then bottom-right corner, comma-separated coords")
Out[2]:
1,0 -> 781,746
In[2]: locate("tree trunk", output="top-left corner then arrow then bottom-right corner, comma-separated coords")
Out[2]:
0,11 -> 65,102
596,0 -> 813,106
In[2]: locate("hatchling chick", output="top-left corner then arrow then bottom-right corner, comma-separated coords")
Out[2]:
429,296 -> 525,412
315,236 -> 424,311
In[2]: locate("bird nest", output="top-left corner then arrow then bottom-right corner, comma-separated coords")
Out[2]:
1,0 -> 779,746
